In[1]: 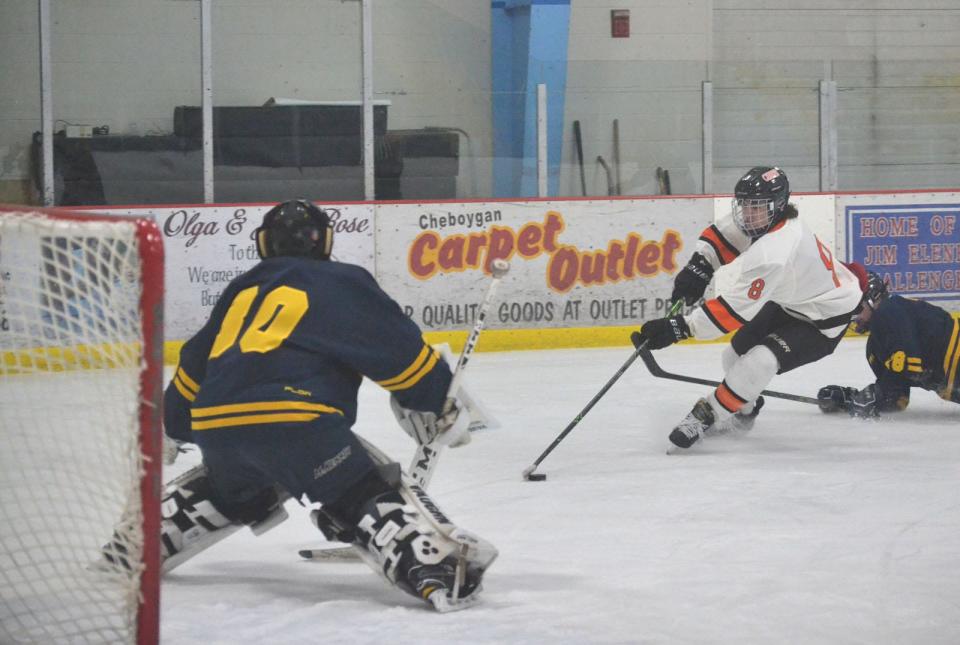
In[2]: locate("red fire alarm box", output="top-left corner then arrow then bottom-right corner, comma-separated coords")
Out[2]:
611,10 -> 630,38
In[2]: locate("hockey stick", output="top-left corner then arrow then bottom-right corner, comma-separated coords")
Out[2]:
612,119 -> 621,195
521,301 -> 684,481
573,120 -> 587,196
300,260 -> 510,561
636,345 -> 819,405
597,156 -> 614,196
408,258 -> 510,488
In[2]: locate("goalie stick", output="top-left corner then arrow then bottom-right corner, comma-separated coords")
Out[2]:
409,257 -> 510,488
300,259 -> 510,561
521,300 -> 684,481
636,346 -> 819,405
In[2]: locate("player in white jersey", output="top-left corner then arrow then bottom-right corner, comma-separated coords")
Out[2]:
632,166 -> 866,449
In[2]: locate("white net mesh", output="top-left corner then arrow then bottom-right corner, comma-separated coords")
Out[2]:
0,210 -> 157,644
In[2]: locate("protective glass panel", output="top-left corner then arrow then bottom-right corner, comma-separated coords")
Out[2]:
374,1 -> 491,200
835,60 -> 960,191
711,61 -> 822,195
564,62 -> 706,198
211,1 -> 364,203
0,2 -> 41,205
50,0 -> 202,206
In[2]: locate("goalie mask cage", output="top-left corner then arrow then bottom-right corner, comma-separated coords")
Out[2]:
0,206 -> 163,644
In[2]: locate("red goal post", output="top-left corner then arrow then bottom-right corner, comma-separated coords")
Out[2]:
0,205 -> 163,644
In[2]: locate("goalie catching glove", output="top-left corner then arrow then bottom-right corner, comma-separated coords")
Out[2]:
391,395 -> 471,448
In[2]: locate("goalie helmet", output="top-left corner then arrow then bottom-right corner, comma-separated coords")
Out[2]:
255,199 -> 334,261
732,166 -> 790,237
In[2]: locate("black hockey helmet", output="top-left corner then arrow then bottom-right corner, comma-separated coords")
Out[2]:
862,270 -> 890,313
255,199 -> 334,261
845,262 -> 890,332
732,166 -> 790,237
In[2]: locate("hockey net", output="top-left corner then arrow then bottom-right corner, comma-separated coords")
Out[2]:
0,206 -> 163,644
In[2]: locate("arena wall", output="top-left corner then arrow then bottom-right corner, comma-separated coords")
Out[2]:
71,190 -> 959,363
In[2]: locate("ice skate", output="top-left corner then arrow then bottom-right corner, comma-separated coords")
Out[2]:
667,398 -> 716,451
712,396 -> 765,435
410,548 -> 486,613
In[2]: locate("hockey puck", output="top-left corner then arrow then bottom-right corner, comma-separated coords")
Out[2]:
526,473 -> 547,481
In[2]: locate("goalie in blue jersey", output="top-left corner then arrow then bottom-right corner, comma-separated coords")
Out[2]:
154,199 -> 496,612
818,270 -> 960,417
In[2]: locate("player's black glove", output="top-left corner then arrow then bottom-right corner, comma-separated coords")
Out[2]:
817,384 -> 878,418
817,385 -> 855,413
671,252 -> 714,306
848,383 -> 879,418
631,316 -> 690,351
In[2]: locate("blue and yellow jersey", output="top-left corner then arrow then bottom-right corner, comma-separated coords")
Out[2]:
164,257 -> 451,439
866,295 -> 960,411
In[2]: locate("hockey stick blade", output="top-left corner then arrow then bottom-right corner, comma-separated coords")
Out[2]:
298,546 -> 360,562
521,465 -> 547,481
636,347 -> 819,405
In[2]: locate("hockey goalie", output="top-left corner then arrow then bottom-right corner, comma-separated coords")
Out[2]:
110,200 -> 498,612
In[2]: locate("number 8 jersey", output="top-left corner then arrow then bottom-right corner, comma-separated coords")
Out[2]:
164,256 -> 452,442
685,212 -> 863,340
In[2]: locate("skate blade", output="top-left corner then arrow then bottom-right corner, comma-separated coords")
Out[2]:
707,420 -> 752,436
665,441 -> 697,455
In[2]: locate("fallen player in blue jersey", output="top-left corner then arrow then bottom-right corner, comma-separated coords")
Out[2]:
818,270 -> 960,417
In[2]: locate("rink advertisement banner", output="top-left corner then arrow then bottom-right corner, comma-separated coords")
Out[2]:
375,199 -> 712,331
842,199 -> 960,303
96,204 -> 375,339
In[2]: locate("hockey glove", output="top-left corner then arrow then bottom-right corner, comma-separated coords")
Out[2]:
817,384 -> 878,418
847,383 -> 879,418
391,395 -> 471,448
671,252 -> 714,306
632,315 -> 690,351
817,385 -> 856,413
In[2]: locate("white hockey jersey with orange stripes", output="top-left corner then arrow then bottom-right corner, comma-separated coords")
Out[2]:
686,213 -> 863,340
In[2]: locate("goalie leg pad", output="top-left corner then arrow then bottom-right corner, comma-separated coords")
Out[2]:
320,444 -> 497,611
352,486 -> 494,611
159,464 -> 289,573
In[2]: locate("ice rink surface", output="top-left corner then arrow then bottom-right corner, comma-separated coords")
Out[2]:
161,339 -> 960,644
